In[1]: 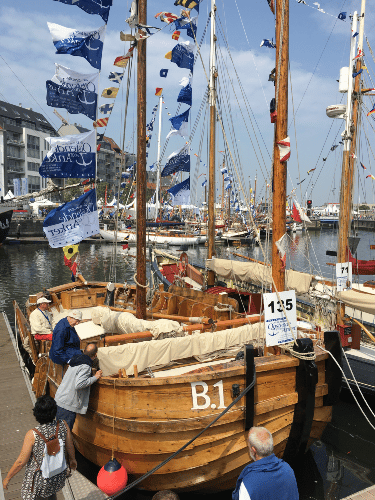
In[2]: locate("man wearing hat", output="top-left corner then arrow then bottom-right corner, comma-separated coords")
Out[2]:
49,310 -> 83,365
29,297 -> 54,341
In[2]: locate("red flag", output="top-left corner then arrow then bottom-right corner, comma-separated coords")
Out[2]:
93,117 -> 109,128
64,256 -> 77,276
172,31 -> 180,41
292,203 -> 302,222
122,243 -> 129,250
155,88 -> 163,96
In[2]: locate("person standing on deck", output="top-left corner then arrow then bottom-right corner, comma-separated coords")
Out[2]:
54,343 -> 102,430
232,427 -> 299,500
29,298 -> 54,341
49,311 -> 82,365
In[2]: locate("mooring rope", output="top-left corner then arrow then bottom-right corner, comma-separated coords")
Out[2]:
107,365 -> 256,499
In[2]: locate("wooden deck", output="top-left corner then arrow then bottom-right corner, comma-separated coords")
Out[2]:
341,485 -> 375,499
0,312 -> 106,500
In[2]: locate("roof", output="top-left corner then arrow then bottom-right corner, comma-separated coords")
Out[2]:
103,135 -> 122,153
0,100 -> 55,132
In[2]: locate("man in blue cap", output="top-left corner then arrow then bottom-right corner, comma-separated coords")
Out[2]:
232,426 -> 299,500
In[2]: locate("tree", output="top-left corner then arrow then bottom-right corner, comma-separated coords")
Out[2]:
359,204 -> 370,211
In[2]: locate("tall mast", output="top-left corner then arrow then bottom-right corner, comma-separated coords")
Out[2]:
272,0 -> 289,292
337,4 -> 365,323
136,0 -> 147,319
155,93 -> 163,221
207,0 -> 217,287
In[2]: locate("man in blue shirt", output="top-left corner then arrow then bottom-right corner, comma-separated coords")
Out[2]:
49,310 -> 83,365
232,427 -> 299,500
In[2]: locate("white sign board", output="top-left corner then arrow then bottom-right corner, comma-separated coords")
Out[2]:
263,290 -> 297,347
336,262 -> 352,291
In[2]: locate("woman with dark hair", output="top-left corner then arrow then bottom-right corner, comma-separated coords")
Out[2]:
2,395 -> 77,500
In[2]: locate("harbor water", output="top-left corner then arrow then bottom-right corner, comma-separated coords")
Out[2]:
1,228 -> 375,499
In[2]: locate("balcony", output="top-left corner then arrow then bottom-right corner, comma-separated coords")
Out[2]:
8,165 -> 25,174
7,139 -> 25,147
7,152 -> 25,161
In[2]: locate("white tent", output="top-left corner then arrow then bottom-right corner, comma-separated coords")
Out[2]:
4,190 -> 14,200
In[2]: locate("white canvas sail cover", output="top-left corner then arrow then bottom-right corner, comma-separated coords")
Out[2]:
97,322 -> 264,376
206,258 -> 313,294
337,289 -> 375,315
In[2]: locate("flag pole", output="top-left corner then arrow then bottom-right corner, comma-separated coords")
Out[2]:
155,93 -> 163,221
136,0 -> 147,319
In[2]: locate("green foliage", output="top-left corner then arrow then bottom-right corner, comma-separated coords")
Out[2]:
63,179 -> 82,201
359,204 -> 370,211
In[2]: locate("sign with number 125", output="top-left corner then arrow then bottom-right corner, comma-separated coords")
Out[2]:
263,290 -> 297,346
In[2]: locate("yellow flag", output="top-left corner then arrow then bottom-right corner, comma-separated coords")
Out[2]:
165,51 -> 172,60
102,87 -> 119,98
63,245 -> 79,260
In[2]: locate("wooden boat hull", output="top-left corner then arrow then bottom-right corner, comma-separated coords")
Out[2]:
46,352 -> 332,492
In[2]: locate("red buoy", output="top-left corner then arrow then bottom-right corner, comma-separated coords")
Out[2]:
97,458 -> 128,495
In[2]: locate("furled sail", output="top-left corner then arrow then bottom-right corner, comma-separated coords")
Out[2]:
206,258 -> 313,294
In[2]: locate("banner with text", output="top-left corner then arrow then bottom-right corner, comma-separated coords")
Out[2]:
39,130 -> 96,178
43,189 -> 99,248
263,290 -> 297,346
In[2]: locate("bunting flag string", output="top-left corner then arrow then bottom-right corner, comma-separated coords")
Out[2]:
174,16 -> 197,39
47,22 -> 106,70
167,177 -> 191,205
295,0 -> 349,21
102,87 -> 119,98
93,117 -> 109,127
99,103 -> 114,114
174,0 -> 199,12
52,0 -> 113,23
162,144 -> 190,177
46,64 -> 99,121
276,136 -> 291,162
166,108 -> 190,139
177,76 -> 192,106
155,11 -> 180,24
167,41 -> 195,71
109,71 -> 124,83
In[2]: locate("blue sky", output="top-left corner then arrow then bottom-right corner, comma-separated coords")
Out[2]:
0,0 -> 374,207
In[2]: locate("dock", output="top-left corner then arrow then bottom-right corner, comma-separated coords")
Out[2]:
0,312 -> 106,500
341,485 -> 375,499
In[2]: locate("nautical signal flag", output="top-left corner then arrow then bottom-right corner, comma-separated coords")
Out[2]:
155,11 -> 180,23
53,0 -> 113,23
260,39 -> 276,48
360,162 -> 366,169
174,0 -> 199,12
338,11 -> 346,20
99,103 -> 114,114
102,87 -> 118,98
165,51 -> 172,60
109,71 -> 124,83
160,69 -> 169,77
367,105 -> 375,116
366,175 -> 375,180
63,244 -> 79,260
155,88 -> 163,96
353,69 -> 363,78
266,0 -> 275,14
276,136 -> 290,162
172,31 -> 180,41
93,117 -> 109,127
307,168 -> 316,175
114,47 -> 134,67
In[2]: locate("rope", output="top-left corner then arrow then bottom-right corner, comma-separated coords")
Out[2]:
282,342 -> 316,361
133,274 -> 149,288
316,345 -> 375,431
107,365 -> 256,499
111,379 -> 116,460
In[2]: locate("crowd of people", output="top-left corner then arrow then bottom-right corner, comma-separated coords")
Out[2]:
2,298 -> 299,500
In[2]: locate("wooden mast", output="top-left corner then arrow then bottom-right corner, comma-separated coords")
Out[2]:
272,0 -> 289,292
337,3 -> 365,323
207,0 -> 217,287
136,0 -> 147,319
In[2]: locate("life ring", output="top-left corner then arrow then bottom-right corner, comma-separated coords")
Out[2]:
179,252 -> 188,277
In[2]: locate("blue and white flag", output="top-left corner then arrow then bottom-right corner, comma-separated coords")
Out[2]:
53,0 -> 112,23
202,178 -> 207,187
224,175 -> 232,181
338,11 -> 346,20
260,39 -> 276,48
46,64 -> 98,121
225,182 -> 231,190
160,69 -> 169,78
168,177 -> 190,205
221,167 -> 228,174
109,71 -> 124,83
21,178 -> 28,195
43,189 -> 100,248
40,130 -> 96,178
166,108 -> 190,139
171,41 -> 195,72
99,103 -> 114,114
174,16 -> 197,39
162,144 -> 190,177
47,22 -> 106,70
13,178 -> 21,197
177,76 -> 192,106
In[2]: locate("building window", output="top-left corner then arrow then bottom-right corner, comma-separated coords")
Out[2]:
27,161 -> 39,172
7,145 -> 22,158
27,134 -> 40,158
28,175 -> 40,192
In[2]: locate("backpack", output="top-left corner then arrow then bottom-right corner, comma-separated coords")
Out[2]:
33,422 -> 67,479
